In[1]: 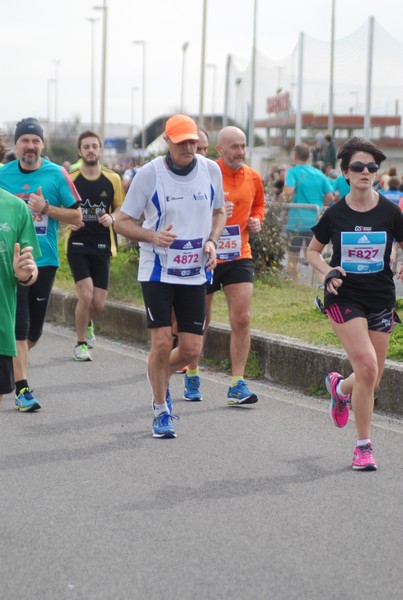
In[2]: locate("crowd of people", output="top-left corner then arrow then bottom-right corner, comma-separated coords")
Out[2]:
1,114 -> 403,471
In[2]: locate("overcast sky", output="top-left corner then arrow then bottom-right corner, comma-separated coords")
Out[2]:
1,0 -> 402,132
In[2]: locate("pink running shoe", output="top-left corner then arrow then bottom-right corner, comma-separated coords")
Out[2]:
325,371 -> 350,428
352,443 -> 377,471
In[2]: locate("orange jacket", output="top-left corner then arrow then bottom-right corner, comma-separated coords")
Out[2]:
217,158 -> 265,261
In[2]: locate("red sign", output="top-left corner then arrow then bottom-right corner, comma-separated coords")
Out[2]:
267,92 -> 290,114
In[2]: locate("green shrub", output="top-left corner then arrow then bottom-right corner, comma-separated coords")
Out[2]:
249,200 -> 287,276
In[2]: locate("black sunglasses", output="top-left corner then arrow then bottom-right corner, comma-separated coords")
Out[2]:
348,162 -> 379,173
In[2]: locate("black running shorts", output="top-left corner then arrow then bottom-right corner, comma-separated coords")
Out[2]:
0,355 -> 14,394
141,281 -> 206,335
326,301 -> 397,333
207,258 -> 254,295
67,252 -> 110,290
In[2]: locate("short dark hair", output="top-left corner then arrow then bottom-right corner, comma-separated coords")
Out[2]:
78,130 -> 102,149
294,143 -> 310,162
337,136 -> 386,171
389,176 -> 401,191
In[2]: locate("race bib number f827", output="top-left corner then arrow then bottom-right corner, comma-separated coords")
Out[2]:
341,231 -> 386,273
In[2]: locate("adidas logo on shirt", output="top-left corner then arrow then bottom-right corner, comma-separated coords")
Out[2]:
183,241 -> 194,250
357,235 -> 371,244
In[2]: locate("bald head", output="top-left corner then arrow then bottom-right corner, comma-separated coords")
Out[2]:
216,126 -> 246,170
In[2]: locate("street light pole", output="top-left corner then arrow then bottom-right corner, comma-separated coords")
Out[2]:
199,0 -> 207,128
180,41 -> 189,113
86,17 -> 99,129
206,63 -> 216,131
133,40 -> 146,151
131,86 -> 139,140
52,59 -> 61,136
93,0 -> 108,141
235,77 -> 242,125
248,0 -> 257,157
47,78 -> 55,154
328,0 -> 335,135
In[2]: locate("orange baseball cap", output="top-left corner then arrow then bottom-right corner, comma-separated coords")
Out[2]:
164,114 -> 199,143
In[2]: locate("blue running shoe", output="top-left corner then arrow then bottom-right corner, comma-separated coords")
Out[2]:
15,388 -> 41,412
183,373 -> 202,401
227,380 -> 258,405
153,411 -> 179,438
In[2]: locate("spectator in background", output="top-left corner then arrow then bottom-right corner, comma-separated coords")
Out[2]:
196,128 -> 209,157
272,166 -> 286,201
311,139 -> 324,165
383,176 -> 403,205
323,134 -> 337,169
283,142 -> 334,278
3,151 -> 16,163
332,172 -> 350,201
0,135 -> 6,165
122,159 -> 138,192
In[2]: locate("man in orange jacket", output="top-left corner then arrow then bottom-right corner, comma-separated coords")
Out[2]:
183,126 -> 265,404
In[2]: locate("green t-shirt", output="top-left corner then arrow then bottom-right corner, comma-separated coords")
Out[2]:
0,188 -> 41,356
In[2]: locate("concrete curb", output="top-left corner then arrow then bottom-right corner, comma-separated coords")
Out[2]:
47,288 -> 403,416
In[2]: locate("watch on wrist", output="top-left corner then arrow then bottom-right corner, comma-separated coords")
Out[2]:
41,200 -> 49,215
206,238 -> 217,249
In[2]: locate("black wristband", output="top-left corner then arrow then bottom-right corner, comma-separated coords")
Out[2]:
324,268 -> 343,288
206,238 -> 217,249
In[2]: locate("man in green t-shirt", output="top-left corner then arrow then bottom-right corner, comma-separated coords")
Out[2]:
0,188 -> 40,408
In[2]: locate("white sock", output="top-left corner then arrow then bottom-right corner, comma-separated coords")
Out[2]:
336,380 -> 347,397
153,402 -> 168,417
357,438 -> 371,447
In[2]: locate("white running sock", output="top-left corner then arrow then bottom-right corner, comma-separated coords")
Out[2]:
336,380 -> 347,397
357,438 -> 371,447
153,402 -> 168,417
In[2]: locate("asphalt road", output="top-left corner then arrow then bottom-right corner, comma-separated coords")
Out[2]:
1,324 -> 402,600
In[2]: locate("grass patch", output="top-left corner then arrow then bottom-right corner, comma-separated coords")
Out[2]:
55,233 -> 403,362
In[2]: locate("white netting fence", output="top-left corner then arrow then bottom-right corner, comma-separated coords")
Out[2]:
227,18 -> 403,132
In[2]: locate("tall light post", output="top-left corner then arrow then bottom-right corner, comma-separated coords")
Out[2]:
133,40 -> 146,151
206,63 -> 216,131
52,59 -> 61,135
93,0 -> 108,141
199,0 -> 207,128
234,77 -> 242,125
328,0 -> 335,135
86,16 -> 99,129
47,78 -> 55,153
131,86 -> 139,140
248,0 -> 257,157
180,41 -> 189,113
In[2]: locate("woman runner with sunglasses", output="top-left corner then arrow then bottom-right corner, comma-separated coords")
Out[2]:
307,137 -> 403,471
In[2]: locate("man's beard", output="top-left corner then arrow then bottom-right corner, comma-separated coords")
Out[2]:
21,151 -> 39,166
82,157 -> 98,167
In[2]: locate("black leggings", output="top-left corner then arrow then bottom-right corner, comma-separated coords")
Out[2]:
15,266 -> 57,342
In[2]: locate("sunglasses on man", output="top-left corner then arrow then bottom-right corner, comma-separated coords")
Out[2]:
348,162 -> 379,173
